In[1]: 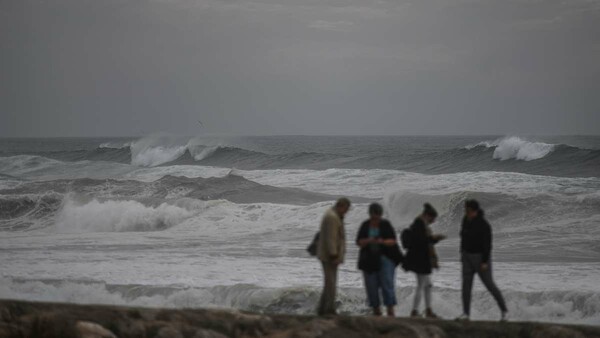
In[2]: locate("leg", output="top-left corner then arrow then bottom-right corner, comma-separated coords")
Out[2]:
422,274 -> 441,318
317,261 -> 328,315
318,261 -> 338,315
379,257 -> 397,316
477,261 -> 508,313
461,253 -> 476,316
423,274 -> 432,310
379,257 -> 397,307
327,262 -> 338,314
412,274 -> 424,311
363,271 -> 381,311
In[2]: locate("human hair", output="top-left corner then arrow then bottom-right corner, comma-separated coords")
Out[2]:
423,203 -> 438,218
465,199 -> 480,211
335,197 -> 351,208
368,203 -> 383,216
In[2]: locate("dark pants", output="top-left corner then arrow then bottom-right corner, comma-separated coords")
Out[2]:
318,261 -> 338,315
461,252 -> 507,315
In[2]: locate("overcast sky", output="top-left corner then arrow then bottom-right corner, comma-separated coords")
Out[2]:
1,0 -> 599,136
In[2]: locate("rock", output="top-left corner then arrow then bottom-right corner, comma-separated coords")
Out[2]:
75,321 -> 117,338
114,319 -> 146,336
0,300 -> 598,338
193,329 -> 228,338
155,326 -> 184,338
531,325 -> 586,338
289,318 -> 337,338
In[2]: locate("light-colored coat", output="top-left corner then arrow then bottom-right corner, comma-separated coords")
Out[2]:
317,208 -> 346,263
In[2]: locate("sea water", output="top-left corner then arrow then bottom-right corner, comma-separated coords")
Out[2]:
0,135 -> 599,324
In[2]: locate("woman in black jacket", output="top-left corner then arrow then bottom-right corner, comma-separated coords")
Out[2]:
456,199 -> 508,322
402,203 -> 446,318
356,203 -> 403,316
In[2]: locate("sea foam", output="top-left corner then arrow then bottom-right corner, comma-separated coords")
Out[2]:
466,136 -> 556,161
55,197 -> 198,233
492,136 -> 555,161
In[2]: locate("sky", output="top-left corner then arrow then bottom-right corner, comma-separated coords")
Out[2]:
1,0 -> 599,137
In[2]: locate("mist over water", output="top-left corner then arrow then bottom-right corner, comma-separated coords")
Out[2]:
1,135 -> 599,324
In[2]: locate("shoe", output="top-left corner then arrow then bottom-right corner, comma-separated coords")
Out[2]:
455,314 -> 470,322
410,310 -> 421,318
373,307 -> 382,316
425,308 -> 439,319
386,306 -> 395,317
500,311 -> 508,322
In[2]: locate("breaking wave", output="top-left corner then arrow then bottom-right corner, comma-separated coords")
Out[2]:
466,136 -> 556,161
2,135 -> 598,177
123,135 -> 600,176
130,135 -> 189,167
55,197 -> 198,233
0,174 -> 348,232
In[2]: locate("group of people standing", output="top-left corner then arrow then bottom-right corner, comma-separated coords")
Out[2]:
314,198 -> 508,322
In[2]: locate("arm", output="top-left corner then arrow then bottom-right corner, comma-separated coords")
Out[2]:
358,238 -> 376,247
430,234 -> 447,243
322,214 -> 339,258
380,222 -> 398,246
482,221 -> 492,264
381,238 -> 397,246
356,223 -> 372,248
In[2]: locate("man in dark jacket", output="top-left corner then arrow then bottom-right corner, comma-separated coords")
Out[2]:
403,203 -> 446,318
456,199 -> 508,322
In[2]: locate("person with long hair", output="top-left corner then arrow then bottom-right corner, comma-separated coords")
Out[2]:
402,203 -> 446,318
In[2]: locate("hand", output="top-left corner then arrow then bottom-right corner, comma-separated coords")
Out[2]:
332,258 -> 342,265
435,234 -> 447,241
480,263 -> 489,272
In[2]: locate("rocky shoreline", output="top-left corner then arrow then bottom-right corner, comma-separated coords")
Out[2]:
0,299 -> 598,338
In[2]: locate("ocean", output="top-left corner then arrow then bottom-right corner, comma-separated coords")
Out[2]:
0,135 -> 599,324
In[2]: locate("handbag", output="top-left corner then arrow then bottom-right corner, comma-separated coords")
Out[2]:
306,232 -> 320,256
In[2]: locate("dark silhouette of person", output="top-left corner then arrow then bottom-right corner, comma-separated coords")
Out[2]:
356,203 -> 403,316
402,203 -> 446,318
316,198 -> 351,316
456,199 -> 508,322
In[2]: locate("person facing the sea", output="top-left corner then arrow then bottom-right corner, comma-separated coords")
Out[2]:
356,203 -> 403,316
402,203 -> 446,318
456,199 -> 508,322
317,197 -> 351,316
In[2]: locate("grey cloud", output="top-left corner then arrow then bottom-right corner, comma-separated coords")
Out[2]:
0,0 -> 598,136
